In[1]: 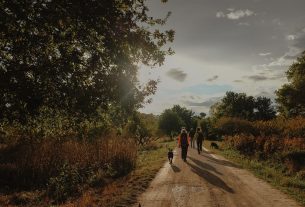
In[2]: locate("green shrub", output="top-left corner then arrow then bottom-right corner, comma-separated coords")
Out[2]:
87,168 -> 105,187
283,151 -> 305,173
47,163 -> 82,203
106,154 -> 136,178
296,170 -> 305,180
215,117 -> 257,136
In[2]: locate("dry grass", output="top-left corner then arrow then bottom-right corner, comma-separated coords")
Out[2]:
215,116 -> 305,138
0,135 -> 175,206
0,137 -> 137,205
60,139 -> 176,207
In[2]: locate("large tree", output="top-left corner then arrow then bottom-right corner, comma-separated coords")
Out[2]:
158,105 -> 196,136
0,0 -> 174,122
254,96 -> 276,120
171,105 -> 195,129
211,91 -> 255,120
276,51 -> 305,117
210,91 -> 275,121
158,109 -> 184,136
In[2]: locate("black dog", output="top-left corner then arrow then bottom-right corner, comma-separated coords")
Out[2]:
210,142 -> 219,149
168,148 -> 174,164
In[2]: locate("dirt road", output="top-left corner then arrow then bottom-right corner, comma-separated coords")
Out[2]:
135,147 -> 302,207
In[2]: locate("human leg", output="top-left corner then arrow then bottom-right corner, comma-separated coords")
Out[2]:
197,141 -> 200,154
198,141 -> 202,152
181,147 -> 187,161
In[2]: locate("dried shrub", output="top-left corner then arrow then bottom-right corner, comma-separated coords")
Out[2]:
224,134 -> 305,173
0,137 -> 137,203
283,151 -> 305,173
253,116 -> 305,138
215,117 -> 257,136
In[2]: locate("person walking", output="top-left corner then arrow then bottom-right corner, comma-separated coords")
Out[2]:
195,127 -> 204,154
178,127 -> 190,162
189,128 -> 195,148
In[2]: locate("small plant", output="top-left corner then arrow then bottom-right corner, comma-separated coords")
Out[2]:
47,163 -> 82,203
296,170 -> 305,180
283,151 -> 305,173
87,168 -> 105,187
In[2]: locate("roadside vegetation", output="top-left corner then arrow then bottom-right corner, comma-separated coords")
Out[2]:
0,112 -> 174,206
0,0 -> 175,206
212,116 -> 305,205
61,138 -> 176,207
200,52 -> 305,206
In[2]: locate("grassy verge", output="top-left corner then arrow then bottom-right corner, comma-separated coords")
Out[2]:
204,140 -> 305,206
63,139 -> 176,207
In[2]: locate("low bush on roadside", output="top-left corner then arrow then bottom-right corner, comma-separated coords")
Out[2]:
253,116 -> 305,138
283,151 -> 305,173
224,135 -> 305,173
47,163 -> 82,203
216,116 -> 305,138
0,136 -> 137,203
215,117 -> 257,136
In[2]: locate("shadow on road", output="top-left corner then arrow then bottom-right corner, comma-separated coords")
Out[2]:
189,157 -> 222,175
170,164 -> 181,173
200,151 -> 241,169
186,159 -> 235,194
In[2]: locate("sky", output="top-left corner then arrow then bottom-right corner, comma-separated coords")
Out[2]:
138,0 -> 305,115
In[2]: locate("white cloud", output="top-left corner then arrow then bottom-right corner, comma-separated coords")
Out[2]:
216,11 -> 225,18
227,9 -> 254,20
286,35 -> 296,40
217,9 -> 255,20
269,47 -> 301,66
259,52 -> 271,56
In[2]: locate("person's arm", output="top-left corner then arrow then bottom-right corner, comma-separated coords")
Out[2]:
178,135 -> 181,148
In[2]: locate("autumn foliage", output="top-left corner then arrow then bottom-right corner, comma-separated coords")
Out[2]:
216,116 -> 305,173
0,135 -> 137,203
216,116 -> 305,138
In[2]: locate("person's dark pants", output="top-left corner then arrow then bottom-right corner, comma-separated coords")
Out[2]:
190,138 -> 194,148
197,140 -> 202,154
181,146 -> 188,161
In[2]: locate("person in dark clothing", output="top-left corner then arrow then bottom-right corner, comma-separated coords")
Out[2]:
178,128 -> 190,162
189,128 -> 195,148
195,127 -> 204,154
168,148 -> 174,164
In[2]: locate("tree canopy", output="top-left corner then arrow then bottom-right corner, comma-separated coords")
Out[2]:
0,0 -> 174,122
276,51 -> 305,117
158,105 -> 196,136
158,109 -> 184,136
171,105 -> 195,129
210,91 -> 276,121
